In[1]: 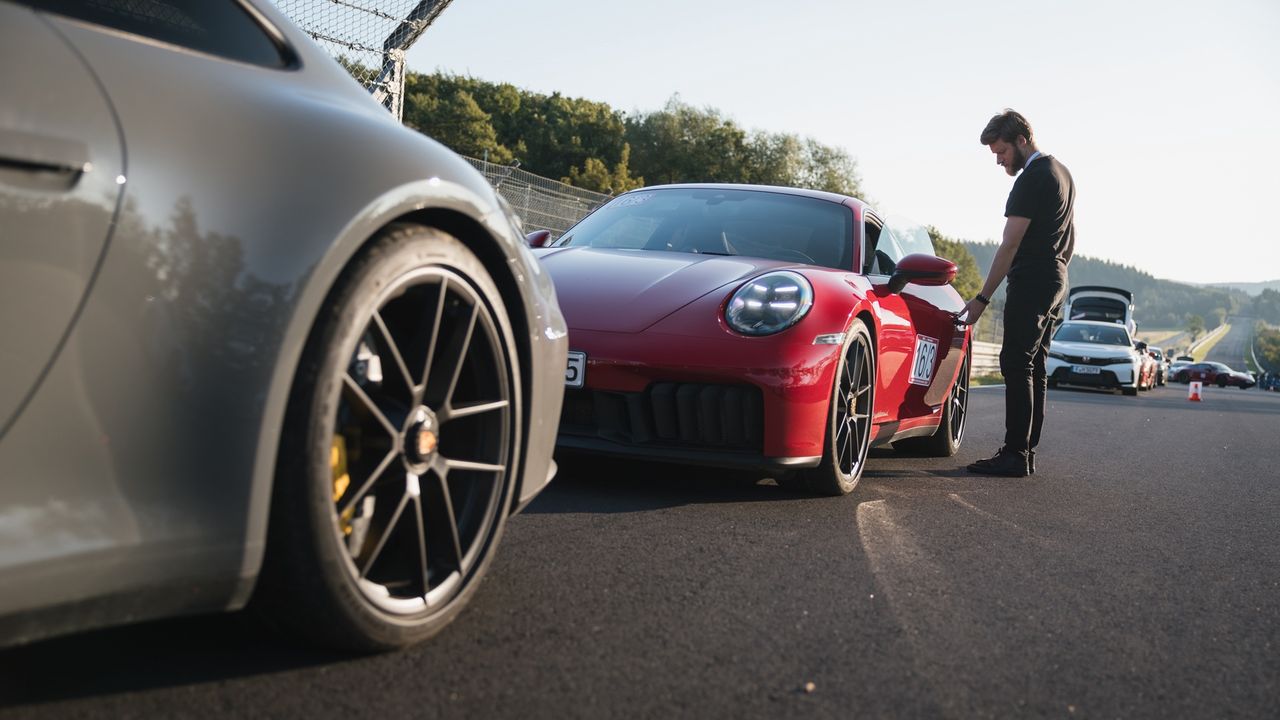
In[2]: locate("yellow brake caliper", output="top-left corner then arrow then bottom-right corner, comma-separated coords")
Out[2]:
331,435 -> 355,536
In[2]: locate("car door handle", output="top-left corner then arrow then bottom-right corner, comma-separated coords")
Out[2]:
0,128 -> 91,189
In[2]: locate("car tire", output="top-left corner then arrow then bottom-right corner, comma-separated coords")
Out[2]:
1217,376 -> 1228,388
1048,378 -> 1058,389
782,320 -> 874,496
255,223 -> 521,652
1123,387 -> 1138,396
893,350 -> 968,457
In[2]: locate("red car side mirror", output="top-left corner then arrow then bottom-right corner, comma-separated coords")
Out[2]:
525,230 -> 552,248
887,253 -> 957,293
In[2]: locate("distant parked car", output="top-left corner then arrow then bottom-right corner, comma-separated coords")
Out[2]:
1047,320 -> 1152,396
1168,359 -> 1193,380
1174,362 -> 1256,389
1063,286 -> 1136,335
1147,345 -> 1170,385
1135,343 -> 1160,391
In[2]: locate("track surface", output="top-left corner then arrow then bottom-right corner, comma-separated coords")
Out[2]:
3,350 -> 1278,718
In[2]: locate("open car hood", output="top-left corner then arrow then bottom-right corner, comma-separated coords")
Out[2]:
535,247 -> 794,333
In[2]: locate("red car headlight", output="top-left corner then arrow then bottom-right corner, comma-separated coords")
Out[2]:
724,271 -> 814,336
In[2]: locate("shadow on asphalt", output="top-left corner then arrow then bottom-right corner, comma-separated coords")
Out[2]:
524,455 -> 803,515
0,611 -> 351,708
525,445 -> 1031,515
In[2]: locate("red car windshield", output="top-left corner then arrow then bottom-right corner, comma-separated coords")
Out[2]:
557,188 -> 856,270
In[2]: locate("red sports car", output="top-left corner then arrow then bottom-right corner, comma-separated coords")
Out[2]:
1175,361 -> 1256,388
530,184 -> 971,495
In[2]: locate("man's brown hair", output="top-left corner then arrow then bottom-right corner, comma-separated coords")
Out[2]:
980,110 -> 1034,145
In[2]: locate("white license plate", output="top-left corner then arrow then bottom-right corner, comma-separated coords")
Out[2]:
1072,365 -> 1101,375
565,351 -> 586,388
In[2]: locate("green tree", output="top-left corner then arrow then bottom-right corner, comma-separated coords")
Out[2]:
1187,314 -> 1205,341
403,75 -> 513,163
625,96 -> 751,185
564,143 -> 644,194
1253,288 -> 1280,324
794,138 -> 863,197
926,226 -> 981,300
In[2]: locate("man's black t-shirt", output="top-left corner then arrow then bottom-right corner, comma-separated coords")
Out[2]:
1005,154 -> 1075,284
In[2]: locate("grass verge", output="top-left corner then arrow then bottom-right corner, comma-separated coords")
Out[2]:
1191,323 -> 1230,362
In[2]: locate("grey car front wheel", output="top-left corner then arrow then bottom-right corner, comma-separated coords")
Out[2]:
257,224 -> 520,652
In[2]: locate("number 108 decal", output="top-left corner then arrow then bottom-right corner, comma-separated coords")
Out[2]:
909,335 -> 939,386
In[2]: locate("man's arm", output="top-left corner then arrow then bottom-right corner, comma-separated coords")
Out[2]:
959,215 -> 1031,325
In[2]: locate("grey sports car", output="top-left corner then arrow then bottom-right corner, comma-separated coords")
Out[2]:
0,0 -> 567,651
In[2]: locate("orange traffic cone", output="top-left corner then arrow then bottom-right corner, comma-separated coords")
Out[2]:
1188,380 -> 1202,401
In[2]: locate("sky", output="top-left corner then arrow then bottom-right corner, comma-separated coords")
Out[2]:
406,0 -> 1280,284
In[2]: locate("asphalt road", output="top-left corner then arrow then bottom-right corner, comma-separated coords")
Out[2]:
3,380 -> 1278,718
1204,317 -> 1255,370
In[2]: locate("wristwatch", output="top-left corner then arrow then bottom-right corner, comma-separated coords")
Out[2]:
974,293 -> 990,305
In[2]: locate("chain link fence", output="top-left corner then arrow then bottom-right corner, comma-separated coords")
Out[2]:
462,157 -> 611,238
271,0 -> 453,120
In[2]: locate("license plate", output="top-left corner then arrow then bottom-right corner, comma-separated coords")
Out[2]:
1072,365 -> 1101,375
565,351 -> 586,388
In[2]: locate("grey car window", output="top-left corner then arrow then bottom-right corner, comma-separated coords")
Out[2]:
17,0 -> 288,68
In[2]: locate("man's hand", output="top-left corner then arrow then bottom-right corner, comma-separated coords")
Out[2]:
958,298 -> 987,326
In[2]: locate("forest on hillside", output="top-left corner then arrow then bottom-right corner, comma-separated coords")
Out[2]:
403,73 -> 865,198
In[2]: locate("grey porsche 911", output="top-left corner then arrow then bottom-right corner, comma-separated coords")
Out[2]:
0,0 -> 567,651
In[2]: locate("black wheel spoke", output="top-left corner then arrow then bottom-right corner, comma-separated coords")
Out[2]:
443,458 -> 507,474
339,447 -> 398,517
416,278 -> 450,403
371,310 -> 416,401
440,398 -> 509,423
359,488 -> 411,578
342,374 -> 398,438
843,419 -> 856,472
411,493 -> 430,597
425,469 -> 465,572
440,306 -> 478,411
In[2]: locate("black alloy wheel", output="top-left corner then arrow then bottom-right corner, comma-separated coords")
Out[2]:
785,320 -> 874,496
258,224 -> 520,651
894,350 -> 969,457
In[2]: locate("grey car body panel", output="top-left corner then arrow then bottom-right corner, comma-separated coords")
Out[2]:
0,1 -> 565,645
0,4 -> 124,436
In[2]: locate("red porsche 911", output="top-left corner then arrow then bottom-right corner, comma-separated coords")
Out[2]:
529,184 -> 971,495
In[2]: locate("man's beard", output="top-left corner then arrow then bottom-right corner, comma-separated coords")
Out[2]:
1008,145 -> 1029,176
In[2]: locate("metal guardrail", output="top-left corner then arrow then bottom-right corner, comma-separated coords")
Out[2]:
461,156 -> 610,238
1186,323 -> 1230,361
972,340 -> 1001,375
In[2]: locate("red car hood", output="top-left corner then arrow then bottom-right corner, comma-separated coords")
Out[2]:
535,247 -> 795,333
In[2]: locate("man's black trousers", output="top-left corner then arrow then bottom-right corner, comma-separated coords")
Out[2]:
999,277 -> 1066,453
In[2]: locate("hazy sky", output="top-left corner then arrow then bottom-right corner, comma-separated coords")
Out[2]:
407,0 -> 1280,284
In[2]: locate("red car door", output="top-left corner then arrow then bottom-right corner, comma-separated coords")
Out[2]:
859,212 -> 966,428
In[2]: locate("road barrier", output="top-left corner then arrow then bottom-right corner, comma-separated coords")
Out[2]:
1186,323 -> 1229,361
972,340 -> 1001,375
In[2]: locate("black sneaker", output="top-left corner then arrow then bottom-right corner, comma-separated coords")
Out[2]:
967,447 -> 1029,477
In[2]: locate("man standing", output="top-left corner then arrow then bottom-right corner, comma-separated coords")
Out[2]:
961,110 -> 1075,477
